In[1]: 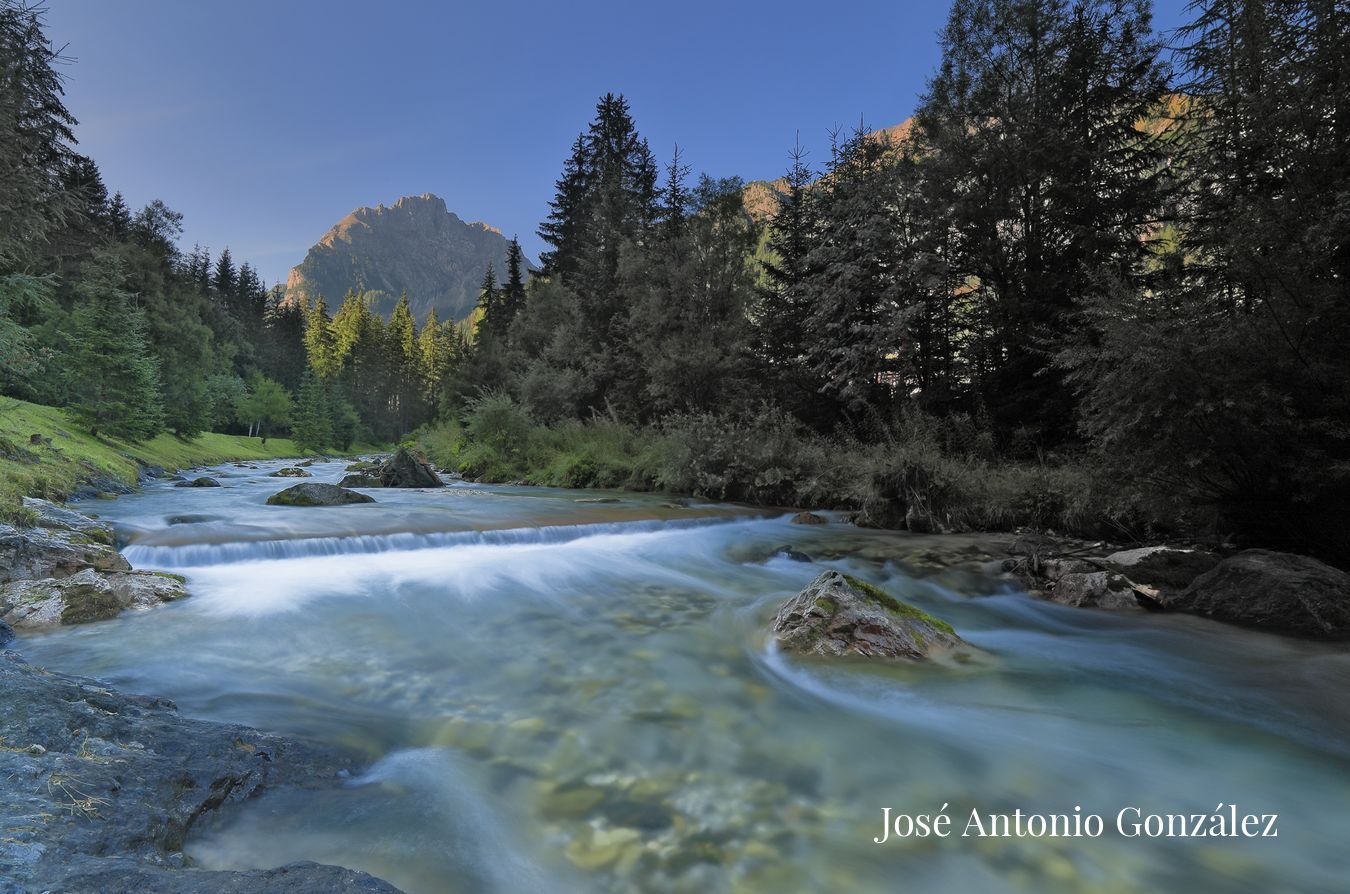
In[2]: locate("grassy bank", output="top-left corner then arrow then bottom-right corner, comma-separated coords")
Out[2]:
414,396 -> 1179,542
0,397 -> 307,524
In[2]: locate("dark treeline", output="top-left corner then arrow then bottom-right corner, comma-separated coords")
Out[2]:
436,0 -> 1348,565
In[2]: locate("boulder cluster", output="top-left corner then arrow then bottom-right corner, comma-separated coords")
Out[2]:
1006,535 -> 1350,639
0,498 -> 187,632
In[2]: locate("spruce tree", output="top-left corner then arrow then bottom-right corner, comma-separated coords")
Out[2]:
106,192 -> 131,241
291,370 -> 332,452
474,263 -> 500,342
500,237 -> 527,331
67,255 -> 163,440
212,246 -> 237,301
303,293 -> 340,382
387,290 -> 421,431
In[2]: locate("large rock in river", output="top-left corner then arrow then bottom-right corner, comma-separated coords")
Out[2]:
379,447 -> 443,488
267,482 -> 376,506
1167,549 -> 1350,638
772,570 -> 967,659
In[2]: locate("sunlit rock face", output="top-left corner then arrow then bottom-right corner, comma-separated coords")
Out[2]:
285,193 -> 533,323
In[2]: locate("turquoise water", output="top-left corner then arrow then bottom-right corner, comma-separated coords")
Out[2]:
20,459 -> 1350,893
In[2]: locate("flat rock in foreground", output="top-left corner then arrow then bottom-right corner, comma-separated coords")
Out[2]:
0,650 -> 401,893
772,570 -> 968,659
267,483 -> 376,506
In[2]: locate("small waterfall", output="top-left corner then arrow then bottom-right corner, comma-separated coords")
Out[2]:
122,516 -> 753,569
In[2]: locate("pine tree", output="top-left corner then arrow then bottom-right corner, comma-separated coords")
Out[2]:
303,293 -> 340,382
754,137 -> 826,419
500,237 -> 527,332
474,263 -> 500,342
290,370 -> 332,452
0,1 -> 79,270
106,192 -> 131,241
387,290 -> 421,431
67,254 -> 163,440
212,247 -> 237,300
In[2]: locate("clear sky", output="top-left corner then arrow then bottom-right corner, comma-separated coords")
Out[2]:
43,0 -> 1192,287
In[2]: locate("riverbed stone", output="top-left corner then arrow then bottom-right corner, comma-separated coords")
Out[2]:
0,651 -> 402,893
174,476 -> 222,488
771,570 -> 967,659
22,496 -> 115,544
1166,549 -> 1350,638
1,568 -> 122,627
378,447 -> 443,488
105,570 -> 189,609
789,511 -> 826,525
267,483 -> 376,506
270,467 -> 312,478
0,520 -> 130,583
1048,571 -> 1141,609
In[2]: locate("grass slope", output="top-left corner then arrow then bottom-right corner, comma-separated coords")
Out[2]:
0,397 -> 305,523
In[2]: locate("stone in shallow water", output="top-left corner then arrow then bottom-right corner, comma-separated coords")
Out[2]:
269,467 -> 312,478
771,570 -> 967,659
174,476 -> 221,488
790,511 -> 826,525
266,483 -> 376,507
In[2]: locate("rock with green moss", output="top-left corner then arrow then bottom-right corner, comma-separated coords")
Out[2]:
174,476 -> 221,488
0,521 -> 130,584
771,570 -> 967,659
269,467 -> 312,478
266,483 -> 376,506
1,568 -> 189,629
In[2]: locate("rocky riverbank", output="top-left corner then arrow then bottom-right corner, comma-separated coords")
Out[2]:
0,649 -> 401,893
1004,534 -> 1350,638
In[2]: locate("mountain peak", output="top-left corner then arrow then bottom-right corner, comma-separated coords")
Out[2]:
286,194 -> 530,322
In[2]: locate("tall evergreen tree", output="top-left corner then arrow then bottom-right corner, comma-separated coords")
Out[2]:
917,0 -> 1170,444
387,290 -> 421,431
290,370 -> 332,453
0,0 -> 79,271
67,254 -> 163,439
500,237 -> 527,331
212,246 -> 237,300
303,293 -> 341,382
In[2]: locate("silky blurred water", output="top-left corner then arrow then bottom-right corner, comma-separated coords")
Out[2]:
20,459 -> 1350,894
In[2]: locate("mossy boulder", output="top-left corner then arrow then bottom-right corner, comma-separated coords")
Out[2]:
269,467 -> 312,478
266,483 -> 376,507
771,570 -> 966,659
174,477 -> 221,488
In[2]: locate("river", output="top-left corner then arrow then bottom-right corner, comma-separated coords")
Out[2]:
18,459 -> 1350,893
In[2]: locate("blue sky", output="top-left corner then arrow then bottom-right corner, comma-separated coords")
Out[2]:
44,0 -> 1191,287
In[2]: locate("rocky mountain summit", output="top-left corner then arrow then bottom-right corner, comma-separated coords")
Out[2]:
285,194 -> 531,323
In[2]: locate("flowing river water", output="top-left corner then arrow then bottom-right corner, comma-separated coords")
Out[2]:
18,459 -> 1350,894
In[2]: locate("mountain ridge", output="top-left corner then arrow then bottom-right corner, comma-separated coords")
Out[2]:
284,193 -> 529,323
